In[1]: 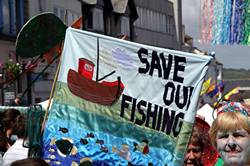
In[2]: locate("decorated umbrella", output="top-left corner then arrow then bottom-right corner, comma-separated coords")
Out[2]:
16,12 -> 67,58
16,12 -> 69,98
0,13 -> 67,89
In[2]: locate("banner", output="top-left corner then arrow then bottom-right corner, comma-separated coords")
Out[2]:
42,27 -> 212,166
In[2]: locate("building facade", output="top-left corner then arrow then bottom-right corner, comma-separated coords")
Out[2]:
182,34 -> 224,106
0,0 -> 182,105
0,0 -> 27,105
133,0 -> 182,49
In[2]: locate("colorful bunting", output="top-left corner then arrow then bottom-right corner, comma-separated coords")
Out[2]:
201,0 -> 250,45
242,0 -> 250,44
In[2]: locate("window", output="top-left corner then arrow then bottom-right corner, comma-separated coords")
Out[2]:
67,11 -> 80,26
53,6 -> 80,26
166,15 -> 169,33
134,7 -> 171,34
80,7 -> 104,32
93,8 -> 104,31
86,10 -> 93,29
55,6 -> 104,32
162,14 -> 166,32
166,15 -> 173,33
53,7 -> 58,18
53,7 -> 66,22
121,16 -> 130,37
0,0 -> 24,37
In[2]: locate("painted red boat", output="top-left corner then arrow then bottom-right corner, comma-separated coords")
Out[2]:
67,58 -> 124,106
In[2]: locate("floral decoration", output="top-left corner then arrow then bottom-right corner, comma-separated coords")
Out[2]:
0,58 -> 22,78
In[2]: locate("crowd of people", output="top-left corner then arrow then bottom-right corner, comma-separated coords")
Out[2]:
1,98 -> 250,165
0,109 -> 21,156
184,102 -> 250,166
0,108 -> 48,166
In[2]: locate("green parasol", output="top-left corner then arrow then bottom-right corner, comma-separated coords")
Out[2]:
16,12 -> 67,58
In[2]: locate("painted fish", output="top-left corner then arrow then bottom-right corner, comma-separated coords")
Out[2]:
59,127 -> 68,133
80,138 -> 88,145
86,133 -> 95,138
96,139 -> 104,145
56,139 -> 73,156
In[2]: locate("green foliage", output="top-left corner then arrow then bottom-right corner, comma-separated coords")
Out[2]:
3,59 -> 22,77
223,68 -> 250,79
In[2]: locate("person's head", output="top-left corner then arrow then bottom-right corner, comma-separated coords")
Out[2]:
0,109 -> 21,154
184,126 -> 204,166
10,158 -> 49,166
15,97 -> 20,103
209,102 -> 250,166
1,109 -> 21,133
0,109 -> 20,139
12,114 -> 26,139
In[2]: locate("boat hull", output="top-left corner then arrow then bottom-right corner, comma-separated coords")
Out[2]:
67,69 -> 124,106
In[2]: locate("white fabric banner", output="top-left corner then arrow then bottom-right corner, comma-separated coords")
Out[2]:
42,27 -> 212,165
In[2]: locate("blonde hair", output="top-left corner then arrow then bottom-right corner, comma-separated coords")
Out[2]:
209,111 -> 250,147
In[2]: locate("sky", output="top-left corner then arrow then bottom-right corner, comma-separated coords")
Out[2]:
182,0 -> 250,70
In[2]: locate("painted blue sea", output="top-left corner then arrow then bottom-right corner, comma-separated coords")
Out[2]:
42,102 -> 180,166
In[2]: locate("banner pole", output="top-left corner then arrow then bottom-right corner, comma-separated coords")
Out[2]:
41,45 -> 62,133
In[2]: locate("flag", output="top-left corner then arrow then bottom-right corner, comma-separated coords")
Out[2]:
71,16 -> 83,29
218,81 -> 225,92
43,42 -> 61,64
200,77 -> 211,95
206,82 -> 216,94
207,81 -> 224,98
208,86 -> 219,97
224,87 -> 239,101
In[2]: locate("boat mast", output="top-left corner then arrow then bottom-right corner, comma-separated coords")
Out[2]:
96,37 -> 99,82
